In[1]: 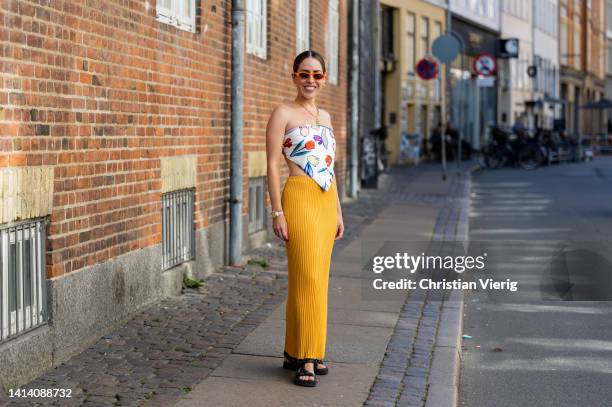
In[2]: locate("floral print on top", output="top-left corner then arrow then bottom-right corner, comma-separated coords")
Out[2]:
282,124 -> 336,191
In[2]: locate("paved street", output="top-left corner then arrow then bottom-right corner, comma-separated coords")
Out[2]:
459,156 -> 612,407
1,163 -> 470,407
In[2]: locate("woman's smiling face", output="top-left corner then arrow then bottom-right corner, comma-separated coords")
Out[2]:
292,57 -> 326,99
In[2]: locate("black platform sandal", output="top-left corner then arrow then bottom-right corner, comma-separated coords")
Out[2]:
283,351 -> 299,370
313,358 -> 329,375
284,352 -> 329,375
294,359 -> 317,387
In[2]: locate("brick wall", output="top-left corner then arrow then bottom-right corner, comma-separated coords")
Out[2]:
0,0 -> 232,279
0,0 -> 348,280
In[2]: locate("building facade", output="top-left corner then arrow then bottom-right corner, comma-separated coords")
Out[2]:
498,0 -> 533,127
449,0 -> 501,150
560,0 -> 607,135
531,0 -> 561,130
583,0 -> 607,134
379,0 -> 446,164
0,0 -> 349,388
607,0 -> 612,105
560,0 -> 584,134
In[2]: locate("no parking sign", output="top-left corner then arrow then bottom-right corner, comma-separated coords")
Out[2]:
416,57 -> 439,81
473,52 -> 496,76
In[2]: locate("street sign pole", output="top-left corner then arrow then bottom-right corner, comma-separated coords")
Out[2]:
442,3 -> 449,181
432,2 -> 461,182
448,3 -> 461,177
443,0 -> 452,181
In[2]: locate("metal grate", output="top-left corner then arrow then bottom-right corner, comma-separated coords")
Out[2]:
1,219 -> 48,343
248,177 -> 267,233
162,188 -> 195,270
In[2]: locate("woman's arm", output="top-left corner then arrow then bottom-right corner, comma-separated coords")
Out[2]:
266,105 -> 289,241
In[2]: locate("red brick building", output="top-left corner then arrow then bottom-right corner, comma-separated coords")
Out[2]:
0,0 -> 347,386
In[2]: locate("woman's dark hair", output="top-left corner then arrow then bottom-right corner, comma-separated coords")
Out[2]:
293,50 -> 326,73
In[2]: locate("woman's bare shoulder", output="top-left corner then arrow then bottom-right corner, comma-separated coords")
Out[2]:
268,103 -> 291,126
270,103 -> 297,126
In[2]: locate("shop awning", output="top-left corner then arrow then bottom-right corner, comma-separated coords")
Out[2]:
580,98 -> 612,109
524,97 -> 567,107
541,96 -> 567,105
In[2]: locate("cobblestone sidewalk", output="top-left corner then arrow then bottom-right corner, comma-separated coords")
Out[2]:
1,165 -> 436,407
364,167 -> 472,407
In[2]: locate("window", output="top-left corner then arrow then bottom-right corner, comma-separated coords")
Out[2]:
552,66 -> 558,97
156,0 -> 197,33
247,0 -> 267,59
552,2 -> 558,35
248,177 -> 267,233
520,56 -> 526,89
433,21 -> 442,41
1,219 -> 48,343
420,17 -> 430,59
608,40 -> 612,74
487,0 -> 495,18
574,15 -> 581,70
407,12 -> 416,75
477,0 -> 485,15
296,0 -> 310,54
607,1 -> 612,37
560,6 -> 568,65
381,7 -> 395,60
517,53 -> 524,89
162,189 -> 195,270
327,0 -> 339,85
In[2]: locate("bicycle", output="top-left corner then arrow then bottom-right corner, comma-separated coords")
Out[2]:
479,126 -> 544,170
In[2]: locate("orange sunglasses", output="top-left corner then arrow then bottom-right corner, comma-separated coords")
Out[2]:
294,70 -> 326,81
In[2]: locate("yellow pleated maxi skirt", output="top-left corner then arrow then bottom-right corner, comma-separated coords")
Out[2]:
281,175 -> 338,360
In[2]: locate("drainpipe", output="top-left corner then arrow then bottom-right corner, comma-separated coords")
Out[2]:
348,0 -> 359,198
374,0 -> 382,130
229,0 -> 245,266
373,1 -> 382,188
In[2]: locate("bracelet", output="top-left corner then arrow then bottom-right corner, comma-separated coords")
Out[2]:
271,210 -> 284,219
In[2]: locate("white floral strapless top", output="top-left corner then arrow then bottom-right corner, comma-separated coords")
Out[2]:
282,124 -> 336,191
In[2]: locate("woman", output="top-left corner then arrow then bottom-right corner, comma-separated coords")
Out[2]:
265,50 -> 344,387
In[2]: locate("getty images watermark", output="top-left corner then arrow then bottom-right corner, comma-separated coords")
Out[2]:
360,241 -> 612,301
370,251 -> 518,292
357,241 -> 524,297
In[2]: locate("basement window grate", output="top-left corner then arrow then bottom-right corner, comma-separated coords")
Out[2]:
1,219 -> 48,343
248,177 -> 267,234
162,188 -> 195,270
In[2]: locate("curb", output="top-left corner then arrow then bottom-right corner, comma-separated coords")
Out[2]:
425,165 -> 475,407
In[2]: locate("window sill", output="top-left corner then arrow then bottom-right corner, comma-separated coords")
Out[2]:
247,48 -> 268,61
156,15 -> 196,34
